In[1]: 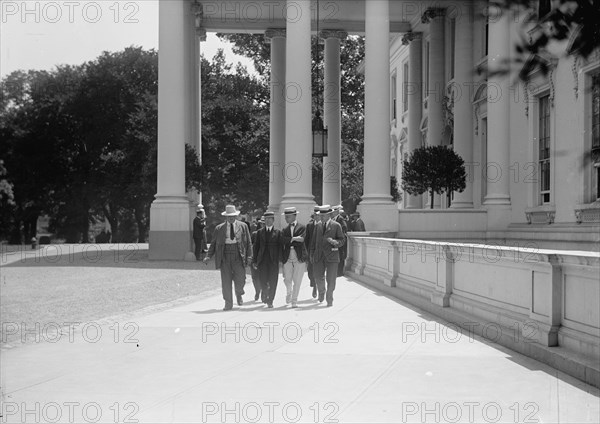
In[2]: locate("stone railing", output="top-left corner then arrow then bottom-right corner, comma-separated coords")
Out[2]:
346,234 -> 600,387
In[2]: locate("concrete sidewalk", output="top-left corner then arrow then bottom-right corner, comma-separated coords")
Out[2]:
2,274 -> 599,423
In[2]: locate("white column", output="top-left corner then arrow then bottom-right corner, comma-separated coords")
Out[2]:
149,0 -> 194,260
281,0 -> 314,220
403,32 -> 423,209
484,6 -> 511,207
266,29 -> 286,214
359,0 -> 396,230
424,8 -> 445,147
321,30 -> 347,206
451,3 -> 474,208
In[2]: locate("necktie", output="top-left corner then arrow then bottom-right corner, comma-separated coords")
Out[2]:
290,223 -> 295,237
229,223 -> 235,240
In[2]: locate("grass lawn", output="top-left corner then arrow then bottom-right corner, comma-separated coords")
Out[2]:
0,244 -> 238,347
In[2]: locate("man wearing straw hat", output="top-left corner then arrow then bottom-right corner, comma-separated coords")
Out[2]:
281,206 -> 309,308
310,205 -> 345,307
305,205 -> 320,299
332,205 -> 348,277
203,205 -> 253,311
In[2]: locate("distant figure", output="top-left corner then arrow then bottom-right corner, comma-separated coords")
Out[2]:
250,217 -> 265,302
332,205 -> 348,277
203,205 -> 253,311
241,216 -> 252,233
349,212 -> 366,232
95,230 -> 109,244
193,205 -> 207,260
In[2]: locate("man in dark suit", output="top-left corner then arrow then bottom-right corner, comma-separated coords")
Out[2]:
305,206 -> 320,299
252,211 -> 281,308
193,204 -> 207,260
349,212 -> 366,232
203,205 -> 253,311
332,205 -> 348,277
281,207 -> 309,308
250,217 -> 265,302
310,205 -> 345,307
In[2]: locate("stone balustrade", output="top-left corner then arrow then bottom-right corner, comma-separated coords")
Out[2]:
346,233 -> 600,387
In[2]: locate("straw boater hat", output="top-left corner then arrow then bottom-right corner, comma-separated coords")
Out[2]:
263,211 -> 275,218
333,205 -> 343,211
318,204 -> 333,214
221,205 -> 240,216
282,207 -> 299,216
196,204 -> 204,212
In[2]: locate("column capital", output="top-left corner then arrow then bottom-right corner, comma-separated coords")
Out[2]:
191,1 -> 206,41
319,29 -> 348,41
421,7 -> 445,24
401,31 -> 422,46
265,28 -> 286,43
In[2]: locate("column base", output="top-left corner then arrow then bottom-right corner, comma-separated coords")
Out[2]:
485,203 -> 512,232
149,197 -> 194,260
450,201 -> 474,209
357,202 -> 397,232
483,194 -> 511,206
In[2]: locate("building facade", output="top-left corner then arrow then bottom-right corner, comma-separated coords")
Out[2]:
149,0 -> 600,259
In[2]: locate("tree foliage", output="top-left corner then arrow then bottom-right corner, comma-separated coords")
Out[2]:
483,0 -> 600,80
401,146 -> 466,209
218,33 -> 366,209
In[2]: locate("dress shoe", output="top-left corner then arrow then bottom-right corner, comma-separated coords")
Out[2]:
223,306 -> 233,311
291,303 -> 298,308
286,293 -> 292,304
327,302 -> 333,307
236,295 -> 243,306
312,287 -> 317,298
267,303 -> 274,308
318,292 -> 325,303
254,293 -> 259,301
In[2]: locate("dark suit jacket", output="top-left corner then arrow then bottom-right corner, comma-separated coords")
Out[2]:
351,218 -> 366,232
206,220 -> 252,269
310,219 -> 345,263
281,222 -> 308,263
252,227 -> 282,266
305,219 -> 316,261
193,216 -> 206,239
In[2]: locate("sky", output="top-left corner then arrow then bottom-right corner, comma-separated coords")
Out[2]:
0,0 -> 255,78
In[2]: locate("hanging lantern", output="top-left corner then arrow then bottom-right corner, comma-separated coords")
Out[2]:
312,110 -> 328,158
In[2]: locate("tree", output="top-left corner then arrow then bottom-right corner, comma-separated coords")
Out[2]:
218,34 -> 366,206
401,146 -> 466,209
483,0 -> 600,80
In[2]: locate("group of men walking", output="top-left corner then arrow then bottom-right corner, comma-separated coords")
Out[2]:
202,204 -> 351,311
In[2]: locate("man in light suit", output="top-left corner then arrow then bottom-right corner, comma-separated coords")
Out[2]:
281,207 -> 308,308
252,211 -> 282,308
203,205 -> 253,311
310,205 -> 345,307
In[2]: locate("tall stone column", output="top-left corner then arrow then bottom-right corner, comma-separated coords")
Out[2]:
266,29 -> 286,216
451,2 -> 474,208
423,7 -> 445,147
403,32 -> 423,209
281,0 -> 314,220
484,5 -> 511,212
150,0 -> 194,260
321,30 -> 347,206
359,0 -> 396,231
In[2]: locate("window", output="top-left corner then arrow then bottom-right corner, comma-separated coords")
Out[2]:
484,21 -> 489,58
592,73 -> 600,199
424,41 -> 430,99
538,94 -> 551,204
538,0 -> 551,18
402,62 -> 409,112
449,18 -> 456,80
391,73 -> 397,120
